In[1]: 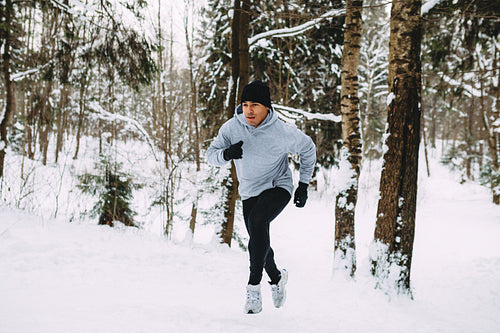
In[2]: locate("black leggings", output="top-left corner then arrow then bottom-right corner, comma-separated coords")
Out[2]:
243,187 -> 291,285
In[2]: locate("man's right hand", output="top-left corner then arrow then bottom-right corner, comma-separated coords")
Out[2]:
294,182 -> 309,207
223,141 -> 243,161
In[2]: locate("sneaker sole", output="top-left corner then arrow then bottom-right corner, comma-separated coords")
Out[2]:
245,305 -> 262,314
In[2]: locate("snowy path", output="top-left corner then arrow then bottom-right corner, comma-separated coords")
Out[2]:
1,163 -> 500,332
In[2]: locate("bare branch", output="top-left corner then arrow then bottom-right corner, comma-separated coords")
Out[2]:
248,8 -> 346,46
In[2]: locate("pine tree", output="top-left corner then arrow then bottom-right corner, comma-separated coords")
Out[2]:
78,157 -> 139,227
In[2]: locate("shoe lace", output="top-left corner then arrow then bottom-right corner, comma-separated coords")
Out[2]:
271,284 -> 280,295
247,289 -> 260,303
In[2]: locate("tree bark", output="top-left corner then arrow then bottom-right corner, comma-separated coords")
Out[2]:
334,0 -> 364,278
39,80 -> 52,166
238,0 -> 250,97
55,86 -> 69,163
227,0 -> 240,119
164,16 -> 176,237
73,67 -> 89,160
185,0 -> 201,237
493,51 -> 500,205
480,53 -> 499,204
219,0 -> 243,247
0,0 -> 16,178
220,163 -> 238,245
371,0 -> 422,296
55,0 -> 73,163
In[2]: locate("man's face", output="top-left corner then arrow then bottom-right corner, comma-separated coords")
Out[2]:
242,101 -> 269,127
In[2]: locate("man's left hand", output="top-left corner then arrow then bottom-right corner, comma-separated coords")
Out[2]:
293,182 -> 308,208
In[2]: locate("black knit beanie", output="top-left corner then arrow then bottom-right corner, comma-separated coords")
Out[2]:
240,80 -> 272,108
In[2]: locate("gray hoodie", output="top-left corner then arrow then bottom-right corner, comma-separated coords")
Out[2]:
206,105 -> 316,200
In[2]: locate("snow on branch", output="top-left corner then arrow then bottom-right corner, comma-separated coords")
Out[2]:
442,75 -> 482,98
273,104 -> 341,123
11,63 -> 52,82
0,108 -> 5,135
493,118 -> 500,134
49,0 -> 101,17
48,0 -> 155,43
422,0 -> 442,15
88,101 -> 159,161
248,8 -> 346,46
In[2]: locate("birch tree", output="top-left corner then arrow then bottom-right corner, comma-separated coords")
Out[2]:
333,0 -> 363,278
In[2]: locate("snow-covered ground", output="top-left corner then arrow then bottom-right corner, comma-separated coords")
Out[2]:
1,157 -> 499,332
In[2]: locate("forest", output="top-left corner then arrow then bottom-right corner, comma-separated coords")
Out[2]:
0,0 -> 499,299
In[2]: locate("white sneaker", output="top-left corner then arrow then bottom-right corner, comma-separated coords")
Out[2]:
270,269 -> 288,308
244,284 -> 262,314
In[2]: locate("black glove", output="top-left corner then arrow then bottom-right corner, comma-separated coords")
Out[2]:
223,141 -> 243,161
294,182 -> 309,208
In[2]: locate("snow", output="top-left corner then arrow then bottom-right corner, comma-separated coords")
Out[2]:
249,8 -> 346,46
0,106 -> 5,127
422,0 -> 442,15
1,151 -> 500,332
273,104 -> 341,123
386,92 -> 395,106
87,101 -> 159,162
334,147 -> 358,197
10,65 -> 47,82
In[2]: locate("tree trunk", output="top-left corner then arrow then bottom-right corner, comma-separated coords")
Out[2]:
185,0 -> 201,237
238,0 -> 250,96
220,162 -> 238,245
73,68 -> 88,160
55,86 -> 69,163
189,201 -> 198,237
371,0 -> 422,296
420,79 -> 430,177
0,0 -> 16,178
493,52 -> 500,205
334,0 -> 364,278
219,0 -> 242,247
39,80 -> 53,166
55,1 -> 73,163
164,16 -> 176,237
480,48 -> 499,204
227,0 -> 240,118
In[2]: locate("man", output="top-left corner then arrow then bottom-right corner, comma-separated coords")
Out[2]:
206,80 -> 316,314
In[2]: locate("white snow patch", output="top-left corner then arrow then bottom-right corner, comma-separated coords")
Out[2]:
274,104 -> 341,123
422,0 -> 442,15
386,92 -> 395,106
0,145 -> 500,332
249,8 -> 346,46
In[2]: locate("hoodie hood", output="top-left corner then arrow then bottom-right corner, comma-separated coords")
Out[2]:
235,104 -> 278,130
